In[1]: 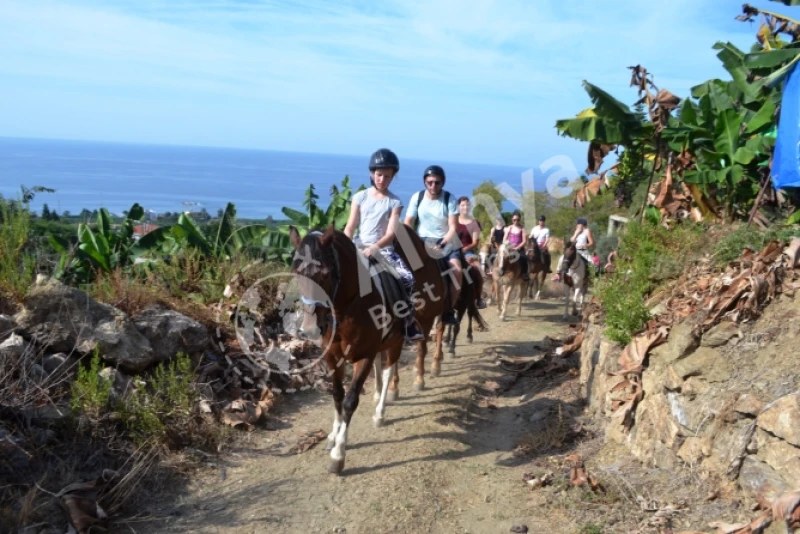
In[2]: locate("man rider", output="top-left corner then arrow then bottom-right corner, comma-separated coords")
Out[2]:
529,214 -> 552,273
404,165 -> 461,325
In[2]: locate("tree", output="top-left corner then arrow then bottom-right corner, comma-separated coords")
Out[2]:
471,180 -> 506,236
41,204 -> 51,220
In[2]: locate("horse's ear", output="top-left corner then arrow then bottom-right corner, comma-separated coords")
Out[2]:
319,223 -> 335,247
289,226 -> 302,250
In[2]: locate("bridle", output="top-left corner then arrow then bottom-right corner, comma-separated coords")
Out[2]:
298,231 -> 342,334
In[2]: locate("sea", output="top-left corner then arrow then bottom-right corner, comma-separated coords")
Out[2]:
0,137 -> 539,220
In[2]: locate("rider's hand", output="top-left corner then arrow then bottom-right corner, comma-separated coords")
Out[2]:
363,245 -> 377,257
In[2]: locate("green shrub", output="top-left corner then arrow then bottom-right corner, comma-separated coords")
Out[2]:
713,224 -> 800,265
0,198 -> 36,301
118,352 -> 224,449
595,221 -> 707,345
70,349 -> 112,419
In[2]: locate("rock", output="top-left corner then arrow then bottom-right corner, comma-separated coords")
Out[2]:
29,363 -> 47,381
0,314 -> 15,341
735,394 -> 766,417
784,237 -> 800,269
671,347 -> 732,383
757,391 -> 800,447
650,313 -> 702,366
13,277 -> 154,373
0,333 -> 32,365
739,456 -> 790,505
701,321 -> 741,348
528,407 -> 550,423
677,436 -> 706,464
755,428 -> 800,487
20,404 -> 71,426
133,305 -> 210,364
42,352 -> 76,377
99,367 -> 135,401
0,424 -> 30,475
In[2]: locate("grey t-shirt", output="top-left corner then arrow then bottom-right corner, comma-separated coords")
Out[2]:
353,188 -> 403,249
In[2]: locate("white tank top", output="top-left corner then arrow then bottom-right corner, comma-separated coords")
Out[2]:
576,229 -> 589,248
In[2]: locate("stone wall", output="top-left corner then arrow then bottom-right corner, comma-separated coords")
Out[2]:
579,290 -> 800,501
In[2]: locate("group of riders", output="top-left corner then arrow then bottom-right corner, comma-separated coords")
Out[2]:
342,148 -> 598,343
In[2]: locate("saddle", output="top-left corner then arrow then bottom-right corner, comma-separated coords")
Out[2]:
367,256 -> 411,315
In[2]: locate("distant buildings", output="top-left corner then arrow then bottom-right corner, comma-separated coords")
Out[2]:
132,223 -> 160,240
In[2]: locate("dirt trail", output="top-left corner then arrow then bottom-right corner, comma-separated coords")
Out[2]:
144,298 -> 589,534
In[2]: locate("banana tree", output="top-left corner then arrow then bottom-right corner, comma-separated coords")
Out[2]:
133,203 -> 292,263
280,175 -> 364,238
50,203 -> 146,283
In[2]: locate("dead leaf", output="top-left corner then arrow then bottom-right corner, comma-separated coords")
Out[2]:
56,470 -> 119,534
773,490 -> 800,526
221,400 -> 263,431
288,430 -> 327,454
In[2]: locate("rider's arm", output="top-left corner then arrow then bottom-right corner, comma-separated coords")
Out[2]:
517,230 -> 528,250
343,197 -> 360,239
373,207 -> 402,250
465,225 -> 480,252
442,213 -> 458,246
586,229 -> 595,248
403,192 -> 418,227
543,229 -> 551,249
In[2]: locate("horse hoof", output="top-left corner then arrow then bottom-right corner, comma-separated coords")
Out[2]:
328,459 -> 345,475
373,393 -> 381,403
467,336 -> 473,344
387,390 -> 399,402
447,347 -> 455,355
431,367 -> 440,378
325,440 -> 336,451
412,382 -> 425,392
372,416 -> 385,428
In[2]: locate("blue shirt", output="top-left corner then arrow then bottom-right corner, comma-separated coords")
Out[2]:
406,190 -> 458,239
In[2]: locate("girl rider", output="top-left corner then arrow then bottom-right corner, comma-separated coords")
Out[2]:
344,148 -> 424,341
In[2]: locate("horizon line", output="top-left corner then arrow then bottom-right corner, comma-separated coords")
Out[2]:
0,134 -> 543,172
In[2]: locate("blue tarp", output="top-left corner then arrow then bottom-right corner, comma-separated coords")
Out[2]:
773,61 -> 800,190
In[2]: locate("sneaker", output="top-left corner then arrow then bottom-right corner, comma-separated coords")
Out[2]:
442,310 -> 458,325
405,320 -> 424,341
476,298 -> 487,309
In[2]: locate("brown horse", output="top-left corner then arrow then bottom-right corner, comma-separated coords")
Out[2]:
442,264 -> 489,354
490,242 -> 528,320
525,239 -> 550,300
288,223 -> 447,475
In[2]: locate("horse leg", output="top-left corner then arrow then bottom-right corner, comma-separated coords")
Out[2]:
372,352 -> 384,403
563,283 -> 570,319
572,286 -> 580,316
517,281 -> 524,315
329,358 -> 371,475
536,271 -> 546,300
500,283 -> 513,321
443,324 -> 451,344
373,345 -> 402,427
466,306 -> 474,344
431,316 -> 445,377
414,330 -> 429,391
387,361 -> 400,402
326,362 -> 345,452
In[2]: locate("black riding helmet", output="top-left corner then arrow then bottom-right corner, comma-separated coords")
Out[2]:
538,215 -> 546,222
369,148 -> 400,172
423,164 -> 446,183
577,217 -> 588,226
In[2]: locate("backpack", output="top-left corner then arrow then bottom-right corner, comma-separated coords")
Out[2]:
412,190 -> 451,233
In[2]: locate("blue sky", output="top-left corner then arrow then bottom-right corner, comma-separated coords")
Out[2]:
0,0 -> 794,169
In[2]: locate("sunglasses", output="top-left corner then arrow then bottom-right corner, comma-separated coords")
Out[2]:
425,180 -> 442,186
